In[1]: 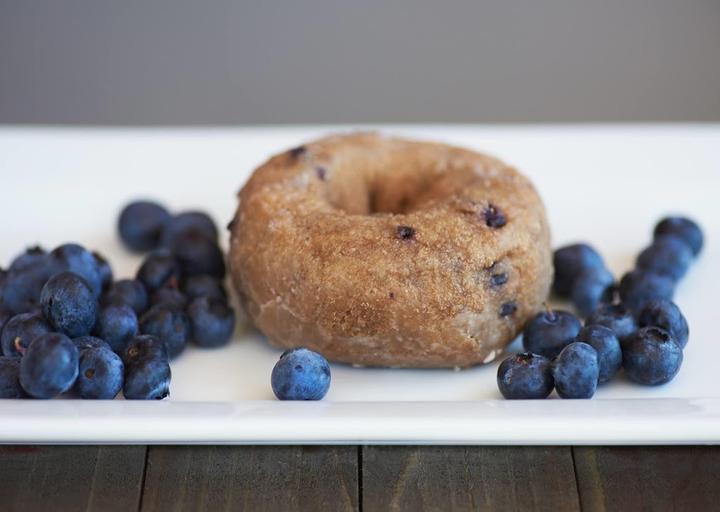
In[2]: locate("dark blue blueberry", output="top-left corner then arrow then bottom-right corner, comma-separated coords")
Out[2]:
523,309 -> 582,359
623,327 -> 683,385
75,347 -> 124,399
181,274 -> 227,302
188,297 -> 235,348
19,333 -> 79,398
49,243 -> 103,298
271,348 -> 331,401
654,216 -> 703,257
139,304 -> 190,358
552,342 -> 599,399
123,357 -> 171,400
122,334 -> 169,366
576,324 -> 622,383
638,299 -> 689,349
41,272 -> 98,338
619,269 -> 675,313
496,353 -> 554,399
9,246 -> 47,272
92,252 -> 114,292
1,311 -> 52,357
72,336 -> 111,354
102,279 -> 149,316
150,287 -> 188,310
0,307 -> 11,336
160,211 -> 218,247
93,304 -> 138,353
552,244 -> 605,297
1,265 -> 53,314
570,266 -> 615,317
636,235 -> 694,281
0,357 -> 26,398
136,250 -> 181,293
169,232 -> 225,278
585,304 -> 638,346
117,200 -> 171,252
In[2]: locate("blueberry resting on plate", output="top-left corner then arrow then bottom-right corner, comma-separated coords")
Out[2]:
0,311 -> 52,357
139,304 -> 191,359
49,243 -> 103,298
136,250 -> 181,293
271,348 -> 331,401
622,327 -> 683,385
122,334 -> 169,366
103,279 -> 149,316
637,299 -> 689,349
522,309 -> 581,359
75,347 -> 124,399
160,211 -> 219,247
636,235 -> 694,282
653,216 -> 703,257
169,232 -> 226,278
181,274 -> 227,302
123,357 -> 171,400
93,303 -> 138,354
552,342 -> 599,399
618,269 -> 675,314
585,304 -> 637,346
1,264 -> 53,314
570,266 -> 615,317
0,357 -> 26,398
118,200 -> 171,253
9,246 -> 47,273
19,333 -> 79,399
552,244 -> 605,297
576,324 -> 622,383
40,271 -> 98,338
188,297 -> 235,348
496,353 -> 554,399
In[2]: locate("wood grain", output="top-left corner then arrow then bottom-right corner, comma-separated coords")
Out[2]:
362,446 -> 580,512
0,445 -> 146,512
574,446 -> 720,512
141,445 -> 358,512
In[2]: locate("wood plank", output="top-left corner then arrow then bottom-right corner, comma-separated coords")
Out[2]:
0,445 -> 147,512
574,446 -> 720,512
141,446 -> 358,512
362,446 -> 580,512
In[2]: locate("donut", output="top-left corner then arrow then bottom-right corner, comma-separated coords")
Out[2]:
229,133 -> 552,368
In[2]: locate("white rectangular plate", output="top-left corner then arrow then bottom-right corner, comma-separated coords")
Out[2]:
0,124 -> 718,444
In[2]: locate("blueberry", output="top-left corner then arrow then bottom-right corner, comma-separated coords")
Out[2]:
123,357 -> 171,400
188,297 -> 235,348
654,216 -> 703,257
150,287 -> 188,310
92,252 -> 114,292
136,250 -> 181,293
1,311 -> 52,357
637,299 -> 689,349
122,334 -> 169,366
139,304 -> 190,358
74,347 -> 124,399
118,200 -> 171,252
619,270 -> 675,313
9,246 -> 47,272
169,233 -> 226,278
103,279 -> 149,316
181,274 -> 227,302
1,265 -> 53,314
93,304 -> 138,353
636,235 -> 694,281
19,333 -> 79,398
271,348 -> 331,401
0,307 -> 11,336
576,324 -> 622,383
585,304 -> 638,346
161,211 -> 218,247
0,357 -> 26,398
41,272 -> 98,338
552,244 -> 604,297
552,342 -> 599,399
623,327 -> 683,385
73,335 -> 111,354
522,309 -> 582,359
570,266 -> 615,317
496,353 -> 554,399
49,243 -> 103,298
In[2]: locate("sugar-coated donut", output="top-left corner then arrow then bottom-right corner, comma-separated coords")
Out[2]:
229,133 -> 552,368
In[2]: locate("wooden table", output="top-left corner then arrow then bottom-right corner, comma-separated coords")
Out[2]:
1,445 -> 718,511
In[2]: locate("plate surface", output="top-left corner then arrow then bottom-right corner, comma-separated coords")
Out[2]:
0,124 -> 718,444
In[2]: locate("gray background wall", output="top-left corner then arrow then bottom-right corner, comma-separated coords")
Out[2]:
1,0 -> 719,125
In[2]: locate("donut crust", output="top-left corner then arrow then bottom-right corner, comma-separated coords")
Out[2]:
229,133 -> 552,368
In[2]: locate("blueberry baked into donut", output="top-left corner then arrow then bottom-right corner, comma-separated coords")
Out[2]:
229,133 -> 552,367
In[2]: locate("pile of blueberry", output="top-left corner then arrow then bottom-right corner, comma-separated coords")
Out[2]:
498,216 -> 702,399
0,200 -> 235,400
